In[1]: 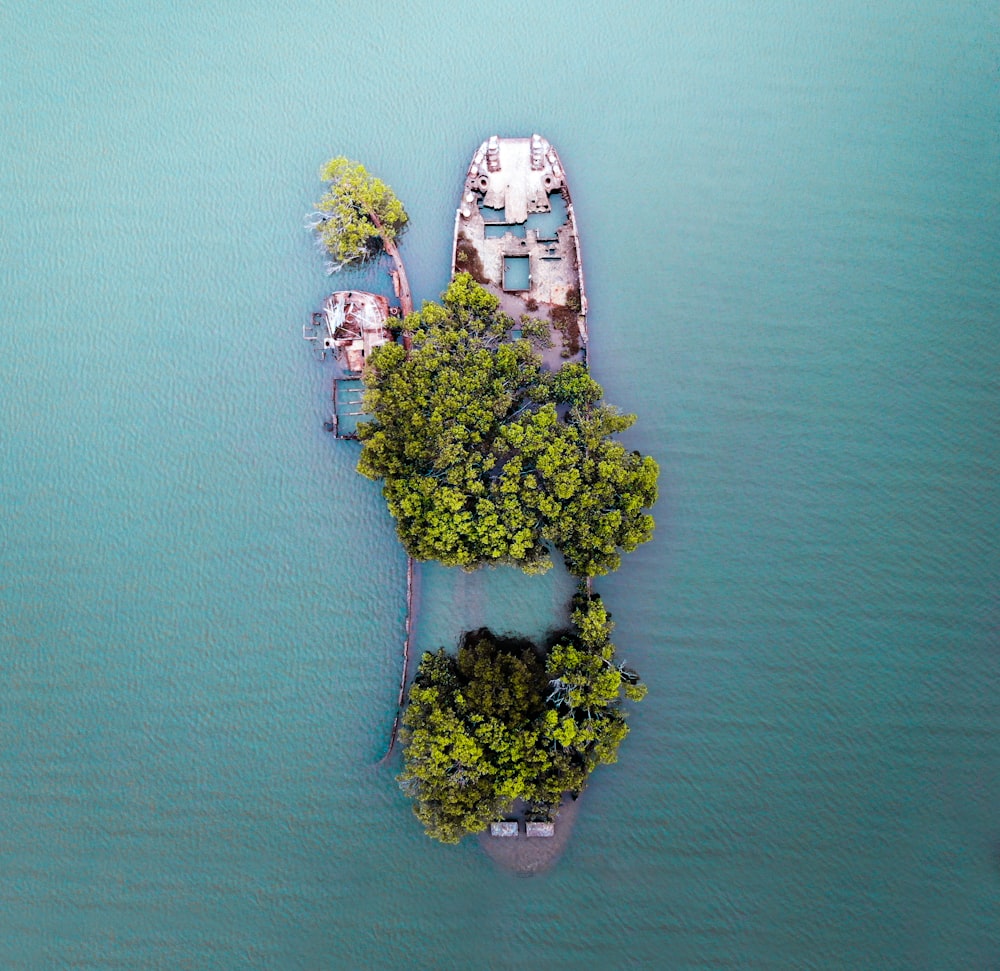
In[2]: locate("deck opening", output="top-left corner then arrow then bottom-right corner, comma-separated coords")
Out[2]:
485,223 -> 527,239
480,205 -> 507,223
525,192 -> 568,240
503,256 -> 531,291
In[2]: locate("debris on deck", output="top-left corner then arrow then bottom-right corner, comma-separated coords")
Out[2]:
484,818 -> 556,839
303,290 -> 395,373
525,821 -> 555,838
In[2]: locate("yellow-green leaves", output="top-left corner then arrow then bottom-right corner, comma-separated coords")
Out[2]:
398,592 -> 646,843
357,275 -> 658,576
313,156 -> 408,269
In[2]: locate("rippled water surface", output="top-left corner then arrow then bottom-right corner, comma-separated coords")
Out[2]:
2,1 -> 998,968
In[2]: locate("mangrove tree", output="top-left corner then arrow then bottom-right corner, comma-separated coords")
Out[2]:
357,274 -> 659,577
398,590 -> 646,843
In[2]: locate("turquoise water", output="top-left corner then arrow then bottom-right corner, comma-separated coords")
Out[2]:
502,256 -> 531,291
2,1 -> 998,968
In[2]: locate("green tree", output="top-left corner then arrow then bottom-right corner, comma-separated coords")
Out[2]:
312,156 -> 413,314
398,593 -> 646,843
357,274 -> 658,576
541,591 -> 647,771
398,635 -> 549,843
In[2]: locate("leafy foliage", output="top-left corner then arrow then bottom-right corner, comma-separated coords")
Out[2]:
357,274 -> 658,576
398,591 -> 645,843
313,157 -> 409,270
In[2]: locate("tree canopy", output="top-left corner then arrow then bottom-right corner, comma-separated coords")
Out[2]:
357,274 -> 659,577
313,156 -> 409,270
398,590 -> 646,843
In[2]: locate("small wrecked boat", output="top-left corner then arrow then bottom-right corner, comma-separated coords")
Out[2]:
303,289 -> 400,438
303,290 -> 396,374
452,134 -> 588,361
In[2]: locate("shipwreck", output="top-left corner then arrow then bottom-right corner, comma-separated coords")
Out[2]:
303,290 -> 400,438
452,134 -> 588,361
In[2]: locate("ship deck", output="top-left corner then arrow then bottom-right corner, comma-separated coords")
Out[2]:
452,135 -> 588,363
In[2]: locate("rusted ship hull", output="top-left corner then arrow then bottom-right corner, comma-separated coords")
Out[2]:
452,134 -> 588,360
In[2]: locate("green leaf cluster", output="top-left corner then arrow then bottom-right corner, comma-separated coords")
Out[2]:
314,157 -> 409,269
357,274 -> 658,577
398,591 -> 645,843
